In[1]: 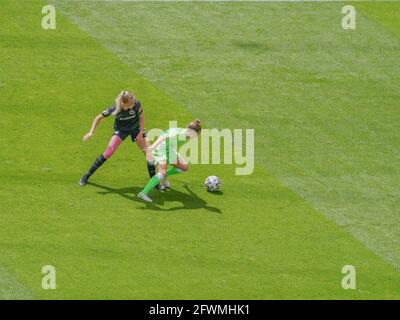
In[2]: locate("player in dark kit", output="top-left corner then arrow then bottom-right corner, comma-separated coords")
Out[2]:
79,90 -> 158,187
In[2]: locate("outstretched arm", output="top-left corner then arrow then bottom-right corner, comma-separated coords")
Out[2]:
144,135 -> 166,163
148,135 -> 166,153
83,113 -> 104,142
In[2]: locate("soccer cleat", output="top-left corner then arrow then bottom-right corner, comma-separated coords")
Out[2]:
79,174 -> 90,186
161,178 -> 171,189
138,192 -> 153,203
155,184 -> 167,192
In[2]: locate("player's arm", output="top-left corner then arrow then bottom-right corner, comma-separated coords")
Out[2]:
147,135 -> 167,153
144,135 -> 166,163
83,106 -> 114,142
134,101 -> 145,142
136,106 -> 145,141
148,129 -> 181,152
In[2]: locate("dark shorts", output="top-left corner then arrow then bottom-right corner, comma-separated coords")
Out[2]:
113,129 -> 146,142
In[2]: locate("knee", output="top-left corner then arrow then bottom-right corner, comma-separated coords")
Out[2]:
158,166 -> 167,177
156,171 -> 166,180
180,164 -> 188,172
103,145 -> 116,159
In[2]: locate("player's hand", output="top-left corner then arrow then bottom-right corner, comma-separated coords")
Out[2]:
83,132 -> 93,142
145,148 -> 154,163
144,146 -> 151,155
147,144 -> 155,154
145,145 -> 155,158
135,131 -> 144,143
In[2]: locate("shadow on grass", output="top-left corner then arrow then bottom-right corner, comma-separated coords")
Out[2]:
233,40 -> 270,53
87,182 -> 222,214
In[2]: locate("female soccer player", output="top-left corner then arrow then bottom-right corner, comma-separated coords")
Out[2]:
79,90 -> 157,186
138,119 -> 201,203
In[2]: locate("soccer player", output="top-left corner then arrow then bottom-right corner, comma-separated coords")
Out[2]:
79,90 -> 157,186
138,119 -> 201,203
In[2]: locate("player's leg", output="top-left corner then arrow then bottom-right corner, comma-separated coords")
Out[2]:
138,162 -> 167,202
157,155 -> 187,189
79,134 -> 123,186
135,131 -> 165,190
166,154 -> 188,178
135,131 -> 157,179
156,153 -> 188,189
103,134 -> 124,159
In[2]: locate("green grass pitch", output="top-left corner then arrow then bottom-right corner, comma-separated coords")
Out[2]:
0,0 -> 399,299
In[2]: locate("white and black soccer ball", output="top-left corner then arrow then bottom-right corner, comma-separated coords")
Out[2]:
205,176 -> 221,192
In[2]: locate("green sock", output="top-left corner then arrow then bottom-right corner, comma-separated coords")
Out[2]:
167,167 -> 184,177
142,173 -> 162,194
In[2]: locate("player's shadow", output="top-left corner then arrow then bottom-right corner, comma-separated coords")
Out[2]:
87,182 -> 222,214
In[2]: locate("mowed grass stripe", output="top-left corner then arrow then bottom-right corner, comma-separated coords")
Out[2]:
0,75 -> 33,298
52,0 -> 400,270
0,266 -> 34,300
0,0 -> 399,298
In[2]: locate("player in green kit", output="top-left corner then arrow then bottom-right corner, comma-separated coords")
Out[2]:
138,119 -> 201,203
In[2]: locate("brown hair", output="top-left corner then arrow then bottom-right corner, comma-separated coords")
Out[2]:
187,119 -> 201,134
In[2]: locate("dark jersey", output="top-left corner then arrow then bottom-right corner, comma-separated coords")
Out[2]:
102,100 -> 142,132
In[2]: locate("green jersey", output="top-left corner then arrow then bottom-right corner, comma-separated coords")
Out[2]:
153,128 -> 187,164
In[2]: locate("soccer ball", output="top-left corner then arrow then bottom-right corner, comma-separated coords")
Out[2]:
205,176 -> 221,192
